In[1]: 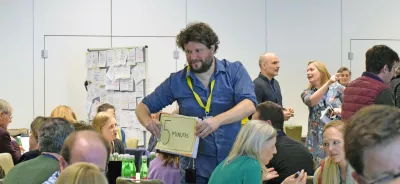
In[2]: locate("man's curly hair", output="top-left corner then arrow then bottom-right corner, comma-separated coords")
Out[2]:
176,22 -> 220,53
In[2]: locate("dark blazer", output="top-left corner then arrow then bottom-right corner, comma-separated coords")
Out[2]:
17,149 -> 41,164
0,127 -> 21,164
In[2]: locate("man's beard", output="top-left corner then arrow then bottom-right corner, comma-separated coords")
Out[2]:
190,56 -> 213,73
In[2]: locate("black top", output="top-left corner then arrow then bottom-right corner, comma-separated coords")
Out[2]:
17,149 -> 41,164
265,131 -> 314,184
112,139 -> 125,154
253,73 -> 283,106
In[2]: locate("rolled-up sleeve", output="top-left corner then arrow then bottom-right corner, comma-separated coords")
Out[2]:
141,75 -> 175,113
301,89 -> 313,107
232,63 -> 257,107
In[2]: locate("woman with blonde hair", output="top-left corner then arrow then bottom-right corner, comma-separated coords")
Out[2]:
92,112 -> 125,154
301,61 -> 344,166
50,105 -> 77,124
56,162 -> 108,184
209,120 -> 307,184
314,121 -> 355,184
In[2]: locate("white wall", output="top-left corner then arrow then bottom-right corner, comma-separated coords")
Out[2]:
266,0 -> 342,136
0,1 -> 34,128
3,0 -> 400,137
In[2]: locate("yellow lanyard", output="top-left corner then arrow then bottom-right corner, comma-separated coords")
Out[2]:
186,66 -> 215,116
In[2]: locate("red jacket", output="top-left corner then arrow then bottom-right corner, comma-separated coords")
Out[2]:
342,72 -> 390,120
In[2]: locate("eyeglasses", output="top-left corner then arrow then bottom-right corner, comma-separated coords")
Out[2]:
361,171 -> 400,184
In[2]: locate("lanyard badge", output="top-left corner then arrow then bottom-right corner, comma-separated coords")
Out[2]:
186,66 -> 215,117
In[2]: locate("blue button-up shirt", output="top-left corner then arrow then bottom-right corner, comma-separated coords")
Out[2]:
142,58 -> 257,180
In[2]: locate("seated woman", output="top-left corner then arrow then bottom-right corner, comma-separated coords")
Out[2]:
56,162 -> 108,184
92,112 -> 125,154
97,103 -> 126,147
17,116 -> 48,164
148,150 -> 180,184
314,121 -> 355,184
209,120 -> 307,184
50,105 -> 77,124
0,99 -> 21,164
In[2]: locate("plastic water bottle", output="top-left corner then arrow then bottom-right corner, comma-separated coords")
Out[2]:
140,156 -> 149,179
130,155 -> 136,179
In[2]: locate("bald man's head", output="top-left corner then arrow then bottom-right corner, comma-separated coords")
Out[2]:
259,53 -> 280,79
60,130 -> 109,173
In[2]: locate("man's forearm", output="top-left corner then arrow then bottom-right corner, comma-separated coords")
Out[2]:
135,103 -> 152,127
214,99 -> 256,126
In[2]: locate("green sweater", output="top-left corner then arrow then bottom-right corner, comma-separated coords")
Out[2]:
4,155 -> 60,184
209,156 -> 262,184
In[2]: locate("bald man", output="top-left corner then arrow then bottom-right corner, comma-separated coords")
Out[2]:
253,53 -> 294,121
43,130 -> 110,184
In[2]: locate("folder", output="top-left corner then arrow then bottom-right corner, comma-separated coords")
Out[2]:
155,113 -> 200,158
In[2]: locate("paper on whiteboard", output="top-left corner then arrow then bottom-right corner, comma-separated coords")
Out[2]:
120,78 -> 134,91
86,69 -> 93,82
116,66 -> 131,79
85,52 -> 92,68
120,49 -> 128,66
106,66 -> 116,80
85,98 -> 92,114
91,51 -> 99,68
113,92 -> 122,109
115,109 -> 122,124
98,51 -> 107,67
136,47 -> 144,63
114,49 -> 121,66
121,92 -> 129,109
99,87 -> 107,103
127,92 -> 137,109
93,69 -> 106,86
131,63 -> 145,84
105,77 -> 120,91
106,90 -> 114,104
136,81 -> 144,98
106,50 -> 114,66
90,100 -> 101,120
127,49 -> 136,65
87,83 -> 97,101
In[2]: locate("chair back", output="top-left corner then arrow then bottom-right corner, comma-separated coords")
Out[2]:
0,153 -> 14,175
284,124 -> 302,142
126,138 -> 139,148
306,176 -> 314,184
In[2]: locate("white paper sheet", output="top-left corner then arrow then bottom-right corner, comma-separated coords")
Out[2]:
98,51 -> 107,67
106,50 -> 114,66
93,69 -> 106,85
90,100 -> 101,120
105,77 -> 120,91
131,63 -> 146,84
136,81 -> 144,98
136,47 -> 144,63
121,92 -> 129,109
120,78 -> 134,91
113,92 -> 122,109
127,49 -> 136,66
127,92 -> 137,109
116,66 -> 131,79
85,52 -> 92,68
114,49 -> 122,66
106,66 -> 116,80
106,91 -> 114,105
91,51 -> 99,68
86,69 -> 93,82
99,87 -> 107,103
120,49 -> 128,66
